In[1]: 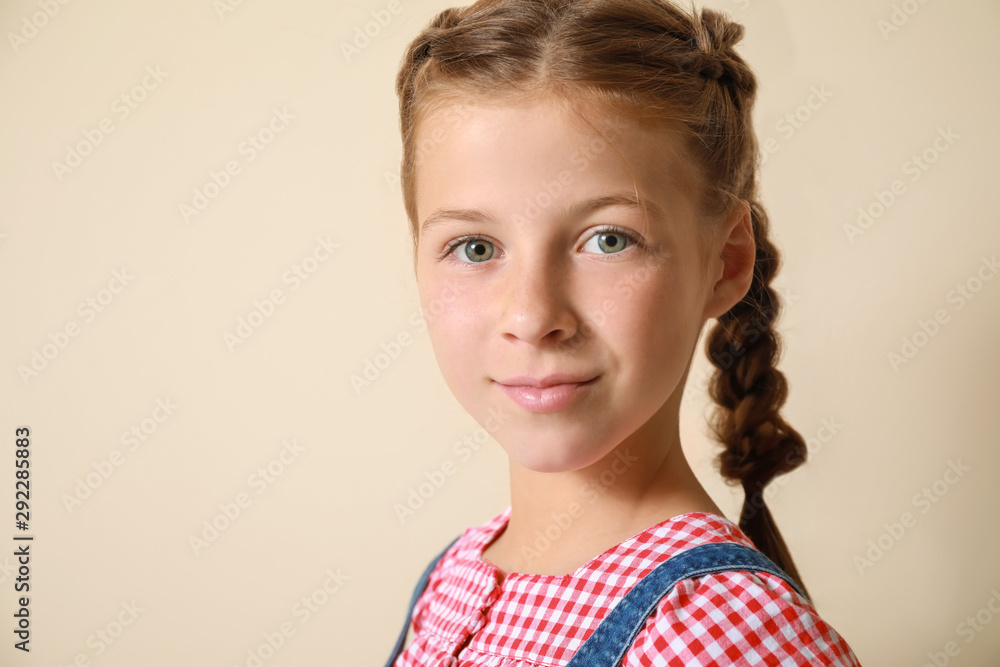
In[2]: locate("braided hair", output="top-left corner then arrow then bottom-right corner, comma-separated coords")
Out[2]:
395,0 -> 810,598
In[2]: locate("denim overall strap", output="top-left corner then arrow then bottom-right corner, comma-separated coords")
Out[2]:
564,542 -> 809,667
384,535 -> 462,667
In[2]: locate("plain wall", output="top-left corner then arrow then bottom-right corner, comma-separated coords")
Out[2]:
1,0 -> 998,665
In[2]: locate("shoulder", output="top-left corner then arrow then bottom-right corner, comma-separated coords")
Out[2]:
622,514 -> 861,666
626,570 -> 861,666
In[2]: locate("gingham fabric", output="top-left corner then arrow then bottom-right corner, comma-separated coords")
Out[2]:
394,506 -> 861,666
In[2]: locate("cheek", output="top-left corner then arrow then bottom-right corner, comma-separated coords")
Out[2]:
420,277 -> 489,394
594,264 -> 698,378
421,273 -> 486,334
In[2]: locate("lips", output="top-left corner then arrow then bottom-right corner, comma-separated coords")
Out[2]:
493,375 -> 598,412
496,373 -> 598,389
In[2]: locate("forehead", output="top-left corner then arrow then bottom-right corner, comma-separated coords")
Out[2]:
413,95 -> 702,223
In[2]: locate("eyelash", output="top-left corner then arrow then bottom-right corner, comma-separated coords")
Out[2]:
439,225 -> 646,264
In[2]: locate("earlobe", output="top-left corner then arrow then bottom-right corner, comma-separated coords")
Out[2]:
701,199 -> 755,321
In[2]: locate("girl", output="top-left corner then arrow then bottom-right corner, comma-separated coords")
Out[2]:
388,0 -> 862,664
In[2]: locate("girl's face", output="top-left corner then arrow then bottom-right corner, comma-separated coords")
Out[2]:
413,94 -> 729,474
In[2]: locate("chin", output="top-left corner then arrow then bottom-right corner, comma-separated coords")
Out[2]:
502,436 -> 613,475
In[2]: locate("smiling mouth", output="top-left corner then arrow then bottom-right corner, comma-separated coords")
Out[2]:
493,376 -> 598,412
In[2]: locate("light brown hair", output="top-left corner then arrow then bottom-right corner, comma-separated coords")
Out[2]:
395,0 -> 810,599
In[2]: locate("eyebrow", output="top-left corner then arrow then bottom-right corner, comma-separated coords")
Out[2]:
419,192 -> 666,235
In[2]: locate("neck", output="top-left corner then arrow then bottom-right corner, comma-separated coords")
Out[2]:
485,392 -> 724,577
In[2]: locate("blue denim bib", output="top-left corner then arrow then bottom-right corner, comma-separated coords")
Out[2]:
384,538 -> 808,667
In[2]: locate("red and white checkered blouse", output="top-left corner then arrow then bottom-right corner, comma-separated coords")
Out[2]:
395,506 -> 861,666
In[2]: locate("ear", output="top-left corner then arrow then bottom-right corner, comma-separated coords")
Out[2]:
701,199 -> 755,321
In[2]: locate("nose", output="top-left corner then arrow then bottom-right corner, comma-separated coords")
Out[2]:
496,252 -> 580,347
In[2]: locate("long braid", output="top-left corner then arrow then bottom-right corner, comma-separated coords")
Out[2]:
690,6 -> 813,598
706,199 -> 811,600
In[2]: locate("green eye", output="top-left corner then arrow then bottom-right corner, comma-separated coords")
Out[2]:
450,237 -> 494,263
585,230 -> 629,254
582,226 -> 640,255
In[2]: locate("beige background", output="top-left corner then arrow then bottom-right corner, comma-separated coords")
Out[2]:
1,0 -> 998,665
